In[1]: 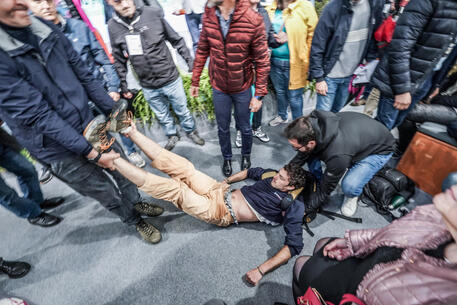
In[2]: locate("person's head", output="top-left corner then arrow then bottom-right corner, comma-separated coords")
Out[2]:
277,0 -> 296,10
207,0 -> 225,8
0,0 -> 31,28
27,0 -> 59,24
271,163 -> 313,192
249,0 -> 261,7
284,116 -> 317,154
433,185 -> 457,242
107,0 -> 136,18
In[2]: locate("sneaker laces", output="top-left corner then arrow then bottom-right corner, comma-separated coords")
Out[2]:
138,221 -> 157,235
98,121 -> 115,152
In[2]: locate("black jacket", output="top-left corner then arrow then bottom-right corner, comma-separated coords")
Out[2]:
291,110 -> 395,211
309,0 -> 383,82
258,5 -> 283,49
108,7 -> 193,92
371,0 -> 457,98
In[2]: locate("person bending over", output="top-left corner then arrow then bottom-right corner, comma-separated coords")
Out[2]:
85,109 -> 315,286
292,185 -> 457,305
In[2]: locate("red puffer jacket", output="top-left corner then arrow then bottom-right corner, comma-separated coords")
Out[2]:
191,0 -> 270,96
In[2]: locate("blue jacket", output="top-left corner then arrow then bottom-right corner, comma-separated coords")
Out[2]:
0,17 -> 114,163
60,17 -> 120,93
309,0 -> 383,82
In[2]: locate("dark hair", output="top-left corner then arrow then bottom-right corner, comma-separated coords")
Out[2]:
284,116 -> 316,146
283,163 -> 315,189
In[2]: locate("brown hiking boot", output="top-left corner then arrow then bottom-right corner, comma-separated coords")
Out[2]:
108,99 -> 133,134
134,202 -> 164,217
83,115 -> 115,153
136,219 -> 162,244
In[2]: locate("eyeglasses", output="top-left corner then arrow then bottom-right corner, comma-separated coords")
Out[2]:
293,145 -> 304,151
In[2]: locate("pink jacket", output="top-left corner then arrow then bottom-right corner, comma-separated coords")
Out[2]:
343,204 -> 457,305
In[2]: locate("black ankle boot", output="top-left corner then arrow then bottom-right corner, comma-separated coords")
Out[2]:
222,159 -> 232,177
241,155 -> 251,170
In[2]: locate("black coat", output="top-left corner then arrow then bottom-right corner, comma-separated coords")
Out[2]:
291,110 -> 395,210
371,0 -> 457,98
108,7 -> 193,92
257,5 -> 283,49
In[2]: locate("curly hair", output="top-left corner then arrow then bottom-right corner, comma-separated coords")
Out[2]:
283,163 -> 315,190
284,116 -> 316,146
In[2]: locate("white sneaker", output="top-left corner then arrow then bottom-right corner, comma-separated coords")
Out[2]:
341,196 -> 358,217
235,130 -> 242,148
268,116 -> 288,127
253,126 -> 270,142
128,152 -> 146,168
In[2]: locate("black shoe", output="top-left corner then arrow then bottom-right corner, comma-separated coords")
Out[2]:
40,197 -> 65,210
164,135 -> 180,151
39,167 -> 53,184
0,258 -> 31,279
222,159 -> 232,177
28,212 -> 61,227
241,155 -> 251,170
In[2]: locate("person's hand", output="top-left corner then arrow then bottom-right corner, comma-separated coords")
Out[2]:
245,267 -> 263,286
393,92 -> 412,110
433,185 -> 457,215
323,238 -> 351,261
123,119 -> 138,138
274,32 -> 288,44
97,150 -> 120,171
428,87 -> 440,102
249,97 -> 262,112
190,85 -> 199,98
316,80 -> 328,96
123,92 -> 133,99
108,91 -> 121,102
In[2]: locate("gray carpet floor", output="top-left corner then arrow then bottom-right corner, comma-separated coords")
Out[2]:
0,99 -> 431,305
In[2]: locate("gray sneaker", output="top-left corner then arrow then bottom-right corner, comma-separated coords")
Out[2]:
83,114 -> 114,153
134,202 -> 164,217
235,130 -> 242,148
164,135 -> 180,151
128,152 -> 146,168
187,130 -> 205,146
253,126 -> 270,142
136,219 -> 161,244
269,116 -> 288,127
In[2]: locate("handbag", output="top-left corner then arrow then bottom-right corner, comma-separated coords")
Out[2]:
297,287 -> 366,305
374,0 -> 410,48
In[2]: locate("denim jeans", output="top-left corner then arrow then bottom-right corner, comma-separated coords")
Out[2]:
316,76 -> 351,113
120,135 -> 136,155
50,141 -> 141,226
341,153 -> 393,197
0,146 -> 43,218
376,75 -> 433,130
213,87 -> 252,159
185,13 -> 202,55
143,76 -> 196,137
270,58 -> 304,120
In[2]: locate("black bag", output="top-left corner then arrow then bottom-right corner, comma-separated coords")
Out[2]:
360,167 -> 415,215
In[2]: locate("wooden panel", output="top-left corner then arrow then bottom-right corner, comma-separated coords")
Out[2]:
397,132 -> 457,195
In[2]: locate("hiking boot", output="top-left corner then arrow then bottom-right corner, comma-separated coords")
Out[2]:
83,115 -> 115,153
187,130 -> 205,146
253,126 -> 270,142
0,258 -> 31,279
128,152 -> 146,168
39,167 -> 53,184
164,135 -> 180,151
136,219 -> 161,244
235,130 -> 242,148
134,202 -> 164,217
269,116 -> 288,127
108,99 -> 133,134
341,196 -> 359,217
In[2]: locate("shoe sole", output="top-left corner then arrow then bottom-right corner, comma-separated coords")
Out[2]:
39,174 -> 53,184
29,217 -> 62,227
110,100 -> 131,133
83,115 -> 106,139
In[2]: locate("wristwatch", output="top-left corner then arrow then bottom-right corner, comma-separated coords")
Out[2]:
255,96 -> 264,101
88,152 -> 102,164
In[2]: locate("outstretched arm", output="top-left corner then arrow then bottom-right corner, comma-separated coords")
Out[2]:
245,245 -> 291,286
225,169 -> 248,184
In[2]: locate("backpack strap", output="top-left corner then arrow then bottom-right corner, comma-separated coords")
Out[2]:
339,294 -> 366,305
261,171 -> 277,180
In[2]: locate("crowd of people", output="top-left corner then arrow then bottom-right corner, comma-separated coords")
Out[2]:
1,0 -> 457,303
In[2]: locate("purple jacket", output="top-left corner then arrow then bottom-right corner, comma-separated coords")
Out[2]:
343,205 -> 457,305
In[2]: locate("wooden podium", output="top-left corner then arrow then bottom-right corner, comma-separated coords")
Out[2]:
397,132 -> 457,195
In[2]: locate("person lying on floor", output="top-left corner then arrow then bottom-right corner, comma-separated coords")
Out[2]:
84,109 -> 315,286
292,184 -> 457,305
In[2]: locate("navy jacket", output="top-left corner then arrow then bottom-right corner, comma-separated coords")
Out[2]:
0,17 -> 114,163
309,0 -> 383,82
61,17 -> 120,93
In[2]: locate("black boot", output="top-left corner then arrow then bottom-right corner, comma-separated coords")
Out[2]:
241,155 -> 251,170
222,159 -> 232,177
0,258 -> 31,279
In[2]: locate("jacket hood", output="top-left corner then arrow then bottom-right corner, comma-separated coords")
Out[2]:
309,110 -> 340,153
0,16 -> 51,53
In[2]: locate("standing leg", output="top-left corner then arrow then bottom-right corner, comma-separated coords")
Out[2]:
289,87 -> 305,119
331,76 -> 351,113
0,176 -> 41,219
376,96 -> 399,130
233,87 -> 253,158
213,88 -> 234,160
185,12 -> 202,55
269,58 -> 290,122
143,87 -> 178,137
316,77 -> 338,111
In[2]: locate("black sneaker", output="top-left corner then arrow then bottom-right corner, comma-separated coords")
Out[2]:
164,135 -> 180,151
136,219 -> 162,244
40,197 -> 65,210
187,130 -> 205,146
83,115 -> 115,153
0,258 -> 31,279
108,99 -> 133,134
39,167 -> 53,184
134,202 -> 164,217
28,212 -> 61,227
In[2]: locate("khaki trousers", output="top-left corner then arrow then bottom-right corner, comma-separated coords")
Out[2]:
139,147 -> 233,227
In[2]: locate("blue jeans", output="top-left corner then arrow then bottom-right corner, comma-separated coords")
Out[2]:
185,13 -> 202,55
376,75 -> 434,130
213,87 -> 252,159
316,76 -> 352,113
0,147 -> 43,218
120,135 -> 136,155
270,58 -> 304,120
143,77 -> 196,136
341,153 -> 393,197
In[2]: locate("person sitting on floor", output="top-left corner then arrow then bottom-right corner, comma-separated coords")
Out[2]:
292,184 -> 457,305
83,105 -> 315,286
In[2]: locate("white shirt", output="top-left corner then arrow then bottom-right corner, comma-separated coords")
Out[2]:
182,0 -> 207,14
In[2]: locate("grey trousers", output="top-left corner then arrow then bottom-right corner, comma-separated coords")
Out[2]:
50,141 -> 141,226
